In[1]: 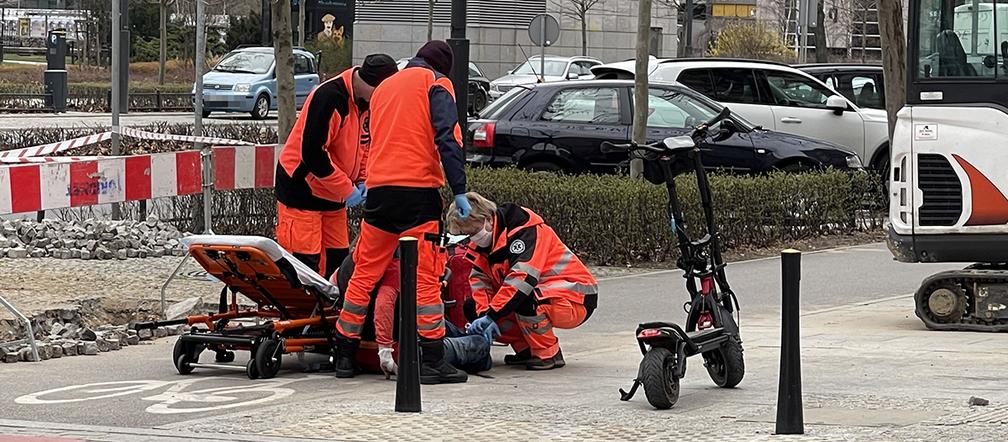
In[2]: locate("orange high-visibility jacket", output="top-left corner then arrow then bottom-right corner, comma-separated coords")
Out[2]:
464,204 -> 599,320
364,58 -> 466,195
275,67 -> 370,210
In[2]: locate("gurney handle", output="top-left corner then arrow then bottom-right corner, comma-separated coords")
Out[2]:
134,318 -> 188,330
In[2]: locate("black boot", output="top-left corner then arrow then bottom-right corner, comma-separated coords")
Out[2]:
333,335 -> 359,379
419,339 -> 468,384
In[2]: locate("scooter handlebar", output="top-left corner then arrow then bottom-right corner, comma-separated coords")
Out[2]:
600,107 -> 732,155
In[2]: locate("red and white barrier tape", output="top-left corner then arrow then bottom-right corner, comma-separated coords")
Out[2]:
0,145 -> 280,215
0,128 -> 253,160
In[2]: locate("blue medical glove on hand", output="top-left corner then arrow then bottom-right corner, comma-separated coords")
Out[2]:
345,185 -> 366,208
468,315 -> 495,335
482,321 -> 501,341
357,183 -> 367,199
454,194 -> 471,219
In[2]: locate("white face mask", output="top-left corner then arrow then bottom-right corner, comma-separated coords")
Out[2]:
469,221 -> 493,248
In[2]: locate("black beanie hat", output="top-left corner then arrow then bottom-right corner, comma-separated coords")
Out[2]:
416,41 -> 454,76
359,53 -> 398,87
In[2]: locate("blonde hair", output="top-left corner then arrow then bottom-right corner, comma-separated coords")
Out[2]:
446,191 -> 497,234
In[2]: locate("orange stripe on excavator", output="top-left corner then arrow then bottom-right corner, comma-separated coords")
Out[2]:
953,154 -> 1008,226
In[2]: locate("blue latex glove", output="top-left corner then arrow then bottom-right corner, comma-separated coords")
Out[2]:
345,184 -> 366,208
468,315 -> 499,341
454,194 -> 471,219
357,182 -> 367,200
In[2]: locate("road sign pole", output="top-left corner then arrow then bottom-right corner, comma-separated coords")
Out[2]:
539,16 -> 545,82
195,0 -> 212,234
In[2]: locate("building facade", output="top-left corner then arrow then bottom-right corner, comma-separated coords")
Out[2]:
352,0 -> 678,79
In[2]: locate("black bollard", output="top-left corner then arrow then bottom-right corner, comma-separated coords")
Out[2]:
395,237 -> 421,412
776,249 -> 803,434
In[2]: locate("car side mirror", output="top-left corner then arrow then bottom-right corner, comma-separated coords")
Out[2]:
567,72 -> 579,80
826,95 -> 847,115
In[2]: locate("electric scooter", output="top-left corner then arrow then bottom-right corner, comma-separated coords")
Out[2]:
603,108 -> 744,410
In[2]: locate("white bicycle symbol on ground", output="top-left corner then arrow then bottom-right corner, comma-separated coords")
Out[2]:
15,375 -> 324,414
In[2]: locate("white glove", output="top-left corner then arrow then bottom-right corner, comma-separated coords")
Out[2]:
378,346 -> 397,378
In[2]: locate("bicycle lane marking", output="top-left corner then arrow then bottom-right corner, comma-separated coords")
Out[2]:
14,376 -> 326,414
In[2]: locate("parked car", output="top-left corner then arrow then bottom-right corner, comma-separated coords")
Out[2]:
796,64 -> 886,110
489,55 -> 602,99
466,80 -> 863,175
196,46 -> 320,119
397,58 -> 491,115
590,58 -> 891,175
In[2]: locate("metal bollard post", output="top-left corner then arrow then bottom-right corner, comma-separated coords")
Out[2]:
395,237 -> 421,412
776,249 -> 804,434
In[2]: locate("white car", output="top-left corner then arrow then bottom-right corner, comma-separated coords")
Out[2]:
490,55 -> 602,99
592,59 -> 890,174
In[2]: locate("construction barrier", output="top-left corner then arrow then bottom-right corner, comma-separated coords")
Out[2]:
0,128 -> 279,216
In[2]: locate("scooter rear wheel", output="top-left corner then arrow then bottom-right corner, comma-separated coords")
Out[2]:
704,335 -> 745,388
640,347 -> 680,410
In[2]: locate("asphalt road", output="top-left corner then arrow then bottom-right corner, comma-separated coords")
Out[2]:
0,242 -> 959,429
0,112 -> 278,130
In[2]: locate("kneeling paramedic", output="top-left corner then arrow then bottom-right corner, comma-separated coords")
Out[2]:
274,54 -> 398,278
446,192 -> 598,370
331,255 -> 492,378
332,41 -> 473,384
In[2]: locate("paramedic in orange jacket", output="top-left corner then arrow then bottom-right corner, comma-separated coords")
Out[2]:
332,41 -> 472,384
446,192 -> 598,370
274,54 -> 398,278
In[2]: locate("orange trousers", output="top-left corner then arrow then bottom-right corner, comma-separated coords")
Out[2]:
495,296 -> 587,359
275,202 -> 348,275
335,220 -> 446,340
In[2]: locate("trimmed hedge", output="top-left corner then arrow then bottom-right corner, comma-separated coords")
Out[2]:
120,167 -> 883,266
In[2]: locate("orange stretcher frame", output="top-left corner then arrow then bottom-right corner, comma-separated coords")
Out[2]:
136,240 -> 344,380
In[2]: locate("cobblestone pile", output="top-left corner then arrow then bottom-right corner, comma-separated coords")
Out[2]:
0,322 -> 186,363
0,216 -> 188,260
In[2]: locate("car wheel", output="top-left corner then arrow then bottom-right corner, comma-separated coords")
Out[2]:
471,89 -> 488,113
251,94 -> 269,120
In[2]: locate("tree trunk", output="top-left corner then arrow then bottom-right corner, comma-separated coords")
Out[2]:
159,0 -> 167,85
273,0 -> 296,144
815,0 -> 828,62
631,0 -> 652,179
428,0 -> 435,41
298,0 -> 305,47
878,0 -> 905,139
581,9 -> 588,56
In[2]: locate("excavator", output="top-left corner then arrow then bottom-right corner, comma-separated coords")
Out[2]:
889,0 -> 1008,331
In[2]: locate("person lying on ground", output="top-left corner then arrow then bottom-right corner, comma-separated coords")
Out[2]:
331,254 -> 492,378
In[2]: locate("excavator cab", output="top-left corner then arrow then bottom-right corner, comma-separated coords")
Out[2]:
890,0 -> 1008,331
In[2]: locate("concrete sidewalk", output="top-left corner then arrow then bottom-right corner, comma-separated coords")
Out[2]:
4,295 -> 1003,441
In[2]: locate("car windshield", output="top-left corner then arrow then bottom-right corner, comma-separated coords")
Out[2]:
214,52 -> 274,74
479,86 -> 528,119
512,59 -> 567,77
469,63 -> 483,77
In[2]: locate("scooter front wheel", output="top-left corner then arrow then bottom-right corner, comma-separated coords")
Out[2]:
640,347 -> 680,410
704,334 -> 745,388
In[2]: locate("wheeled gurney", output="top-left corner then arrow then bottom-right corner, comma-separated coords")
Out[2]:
135,235 -> 343,379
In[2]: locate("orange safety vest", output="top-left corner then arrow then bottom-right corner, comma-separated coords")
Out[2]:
365,65 -> 463,190
465,204 -> 598,320
275,67 -> 370,210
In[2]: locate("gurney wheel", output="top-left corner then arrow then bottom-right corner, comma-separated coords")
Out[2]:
255,338 -> 283,379
246,359 -> 260,380
172,338 -> 200,375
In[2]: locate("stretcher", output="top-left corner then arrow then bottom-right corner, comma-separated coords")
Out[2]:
135,235 -> 343,380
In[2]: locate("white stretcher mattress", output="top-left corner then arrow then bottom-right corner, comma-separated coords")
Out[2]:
181,235 -> 340,299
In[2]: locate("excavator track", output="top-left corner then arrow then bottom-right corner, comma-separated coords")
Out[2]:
915,265 -> 1008,332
